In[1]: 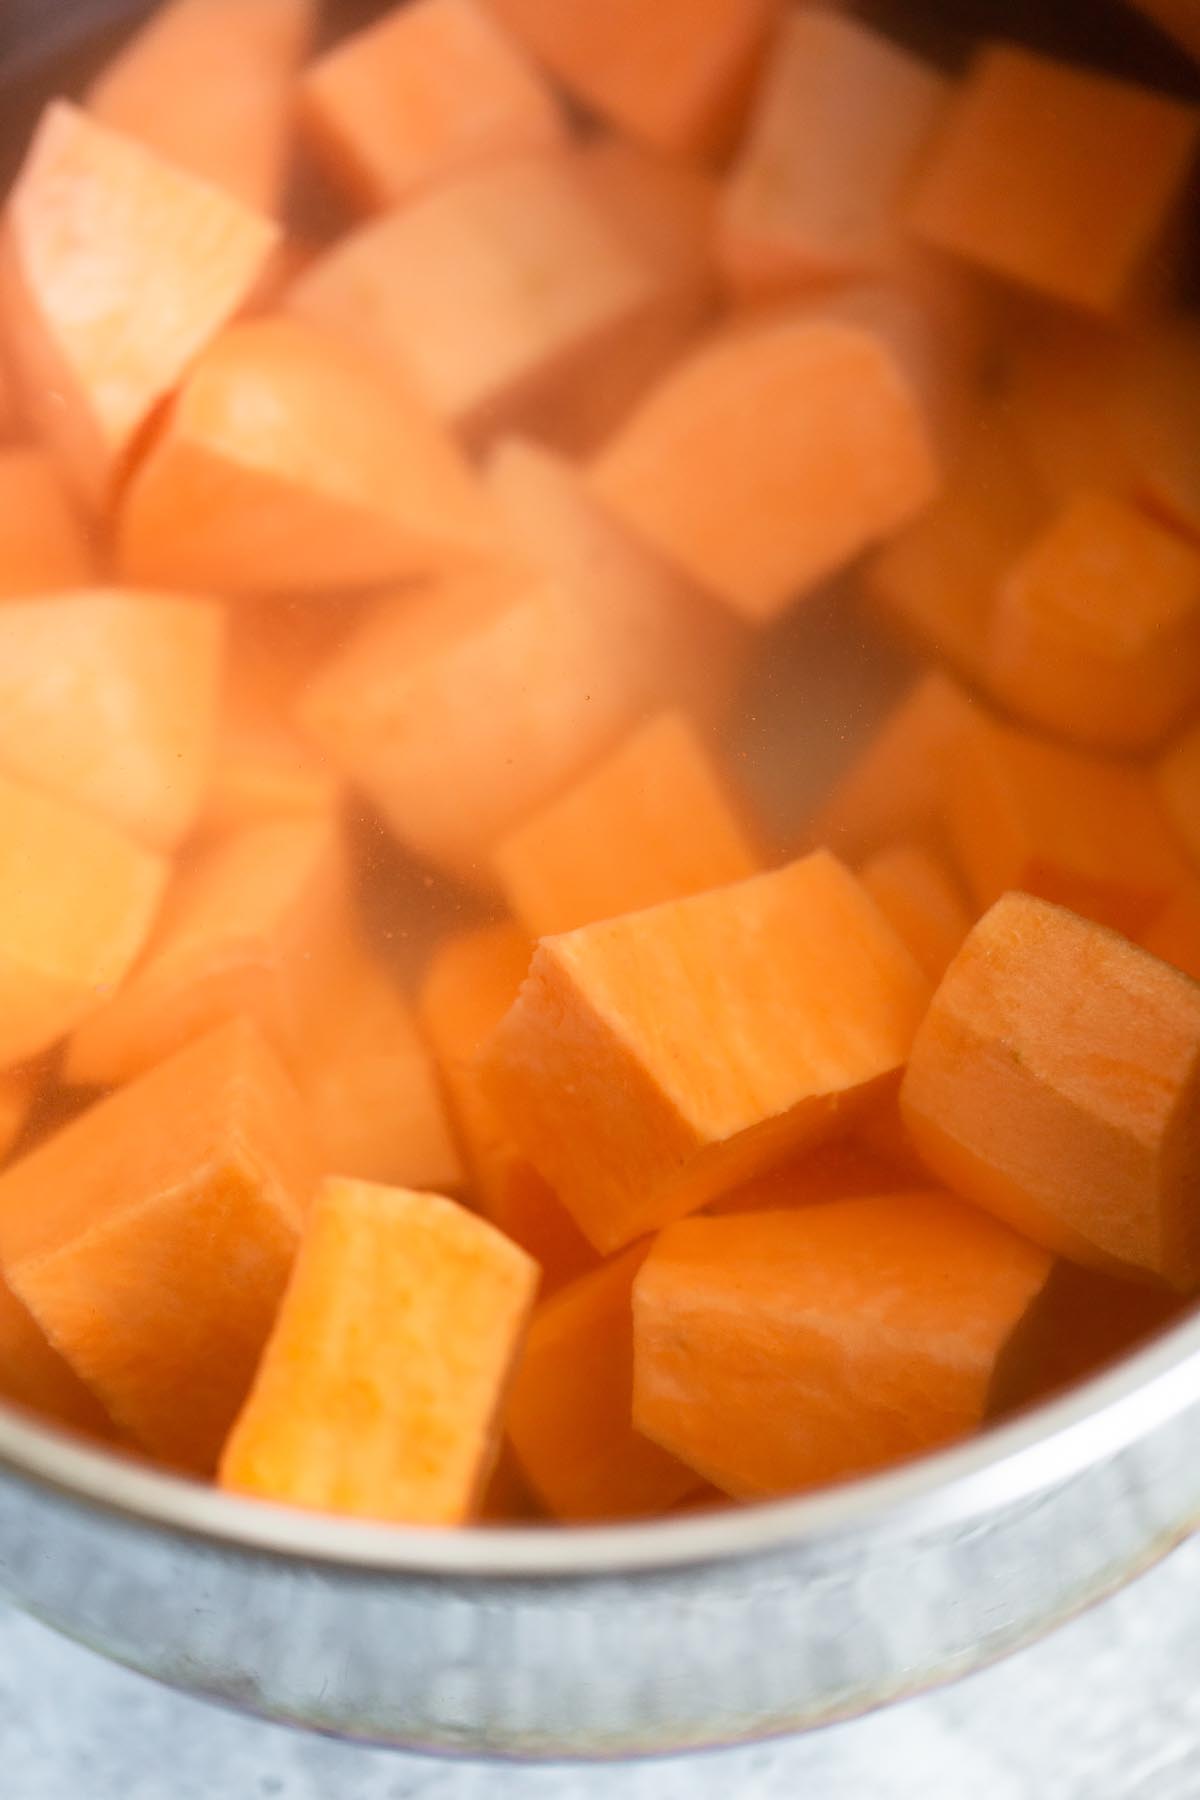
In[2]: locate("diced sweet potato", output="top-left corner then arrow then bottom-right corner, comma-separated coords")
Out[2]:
492,712 -> 759,937
0,590 -> 225,851
864,402 -> 1046,682
908,44 -> 1200,313
859,843 -> 972,982
117,317 -> 500,595
0,773 -> 167,1068
292,934 -> 462,1192
88,0 -> 316,214
720,10 -> 949,297
301,0 -> 567,211
488,436 -> 745,730
0,1019 -> 317,1468
1005,314 -> 1200,542
289,154 -> 657,447
632,1194 -> 1052,1496
0,450 -> 96,597
0,101 -> 278,505
527,136 -> 719,455
903,892 -> 1200,1286
806,671 -> 979,861
484,851 -> 930,1253
590,309 -> 940,622
985,491 -> 1200,751
64,814 -> 350,1088
481,0 -> 780,159
945,712 -> 1187,937
220,1178 -> 537,1523
505,1243 -> 702,1520
1157,721 -> 1200,869
418,923 -> 595,1291
1141,881 -> 1200,982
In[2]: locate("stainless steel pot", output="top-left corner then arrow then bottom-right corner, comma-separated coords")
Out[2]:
0,0 -> 1197,1763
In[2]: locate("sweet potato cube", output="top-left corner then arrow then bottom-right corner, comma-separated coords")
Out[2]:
418,923 -> 595,1291
0,1273 -> 118,1440
484,851 -> 931,1253
492,712 -> 759,937
1157,721 -> 1200,870
908,44 -> 1200,313
590,309 -> 940,622
0,450 -> 96,597
292,935 -> 462,1193
481,0 -> 780,159
301,0 -> 567,211
506,1244 -> 702,1521
0,101 -> 278,504
859,843 -> 972,982
902,892 -> 1200,1287
807,672 -> 979,861
945,713 -> 1187,937
719,10 -> 949,297
88,0 -> 316,214
985,492 -> 1200,751
289,154 -> 656,446
220,1179 -> 537,1523
0,773 -> 167,1068
0,1019 -> 317,1468
0,590 -> 225,851
632,1194 -> 1052,1497
1142,882 -> 1200,983
64,814 -> 350,1089
864,403 -> 1046,683
117,317 -> 499,596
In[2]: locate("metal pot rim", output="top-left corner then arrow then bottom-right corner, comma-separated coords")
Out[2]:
1,1299 -> 1197,1579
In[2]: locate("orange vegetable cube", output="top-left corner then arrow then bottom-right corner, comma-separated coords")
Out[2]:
484,851 -> 930,1253
632,1194 -> 1052,1497
492,712 -> 759,937
859,842 -> 972,982
0,449 -> 96,597
506,1244 -> 702,1521
864,403 -> 1046,683
220,1179 -> 537,1523
0,101 -> 278,504
88,0 -> 316,214
0,772 -> 167,1068
292,935 -> 462,1193
524,136 -> 719,454
0,1019 -> 317,1469
0,1273 -> 117,1440
118,317 -> 499,596
418,923 -> 595,1291
945,713 -> 1187,937
481,0 -> 780,159
1141,881 -> 1200,983
1005,314 -> 1200,542
985,491 -> 1200,751
0,591 -> 225,851
590,309 -> 940,622
720,10 -> 949,297
301,0 -> 567,211
908,44 -> 1199,314
64,814 -> 350,1089
289,154 -> 656,447
902,892 -> 1200,1287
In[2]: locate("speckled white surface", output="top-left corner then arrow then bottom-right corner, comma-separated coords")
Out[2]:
3,1532 -> 1199,1799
